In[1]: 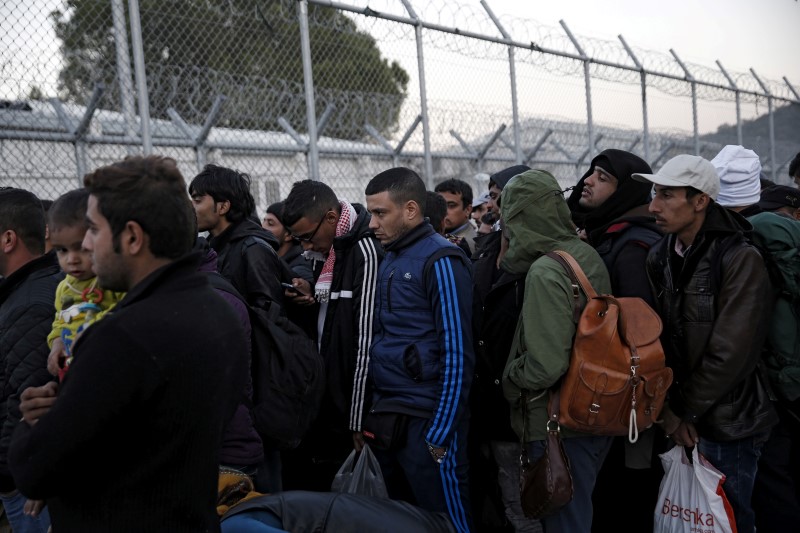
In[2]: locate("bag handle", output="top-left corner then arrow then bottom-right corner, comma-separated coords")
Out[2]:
520,388 -> 562,467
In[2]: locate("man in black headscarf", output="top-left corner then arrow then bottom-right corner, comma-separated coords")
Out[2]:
566,148 -> 661,305
566,149 -> 665,533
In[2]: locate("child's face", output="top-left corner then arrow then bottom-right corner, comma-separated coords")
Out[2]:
51,224 -> 95,281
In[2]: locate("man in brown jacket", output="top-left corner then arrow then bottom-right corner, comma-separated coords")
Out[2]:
636,154 -> 778,533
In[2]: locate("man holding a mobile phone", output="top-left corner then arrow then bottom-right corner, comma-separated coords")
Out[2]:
281,180 -> 383,491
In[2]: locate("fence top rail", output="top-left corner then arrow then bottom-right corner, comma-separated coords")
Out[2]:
307,0 -> 799,105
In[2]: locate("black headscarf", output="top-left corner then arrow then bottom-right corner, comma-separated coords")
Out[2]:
566,149 -> 653,242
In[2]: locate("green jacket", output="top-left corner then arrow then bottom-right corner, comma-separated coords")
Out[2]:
500,170 -> 611,441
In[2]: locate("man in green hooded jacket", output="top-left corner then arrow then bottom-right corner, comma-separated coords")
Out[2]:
501,169 -> 612,532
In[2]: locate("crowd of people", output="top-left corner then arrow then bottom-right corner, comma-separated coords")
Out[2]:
0,147 -> 797,533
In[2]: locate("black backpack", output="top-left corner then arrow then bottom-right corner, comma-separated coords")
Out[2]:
207,272 -> 325,450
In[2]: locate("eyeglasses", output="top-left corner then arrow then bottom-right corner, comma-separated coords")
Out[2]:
291,213 -> 327,243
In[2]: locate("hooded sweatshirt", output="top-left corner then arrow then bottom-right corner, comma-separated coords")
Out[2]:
566,149 -> 654,243
500,170 -> 611,441
567,149 -> 662,304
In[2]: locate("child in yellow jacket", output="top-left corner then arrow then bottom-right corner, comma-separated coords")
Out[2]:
46,189 -> 125,381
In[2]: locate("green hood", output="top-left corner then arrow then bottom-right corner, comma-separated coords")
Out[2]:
500,170 -> 578,275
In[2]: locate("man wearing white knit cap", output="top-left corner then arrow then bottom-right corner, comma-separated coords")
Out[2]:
711,144 -> 800,533
712,145 -> 763,217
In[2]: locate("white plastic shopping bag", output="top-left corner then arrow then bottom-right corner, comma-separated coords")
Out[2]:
653,445 -> 737,533
330,444 -> 388,499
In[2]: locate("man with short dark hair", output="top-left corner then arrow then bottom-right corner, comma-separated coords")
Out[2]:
189,164 -> 283,313
280,180 -> 382,490
365,168 -> 474,533
0,188 -> 62,533
190,165 -> 284,493
636,154 -> 778,533
424,191 -> 448,236
434,178 -> 477,255
8,156 -> 248,532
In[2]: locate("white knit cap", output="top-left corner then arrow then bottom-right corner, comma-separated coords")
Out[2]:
711,145 -> 762,207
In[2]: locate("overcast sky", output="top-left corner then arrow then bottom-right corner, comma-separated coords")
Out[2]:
488,0 -> 798,83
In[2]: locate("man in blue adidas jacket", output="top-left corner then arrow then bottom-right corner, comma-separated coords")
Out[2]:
364,167 -> 474,533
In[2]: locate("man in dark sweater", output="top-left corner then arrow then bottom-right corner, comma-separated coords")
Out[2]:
0,188 -> 63,533
8,156 -> 248,533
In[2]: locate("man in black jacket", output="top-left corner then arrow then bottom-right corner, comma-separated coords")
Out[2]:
565,149 -> 664,532
189,165 -> 285,493
636,154 -> 778,533
190,164 -> 283,314
281,180 -> 382,490
8,156 -> 248,533
0,188 -> 62,533
469,165 -> 534,532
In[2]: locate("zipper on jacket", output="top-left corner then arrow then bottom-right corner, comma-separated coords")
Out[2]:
387,268 -> 396,312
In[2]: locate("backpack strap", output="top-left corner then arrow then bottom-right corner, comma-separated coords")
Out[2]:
548,251 -> 598,298
205,271 -> 246,303
546,251 -> 597,322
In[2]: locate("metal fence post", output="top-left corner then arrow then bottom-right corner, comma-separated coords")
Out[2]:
619,35 -> 649,162
111,0 -> 137,154
482,0 -> 522,165
561,21 -> 594,161
401,0 -> 434,188
751,69 -> 777,182
670,50 -> 699,155
784,77 -> 800,101
716,61 -> 742,146
297,0 -> 320,181
127,0 -> 152,155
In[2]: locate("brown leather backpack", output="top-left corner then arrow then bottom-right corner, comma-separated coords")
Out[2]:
546,251 -> 673,442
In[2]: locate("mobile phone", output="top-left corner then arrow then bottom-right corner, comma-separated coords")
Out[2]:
281,282 -> 305,296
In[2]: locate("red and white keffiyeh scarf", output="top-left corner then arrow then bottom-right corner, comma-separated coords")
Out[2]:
315,200 -> 356,303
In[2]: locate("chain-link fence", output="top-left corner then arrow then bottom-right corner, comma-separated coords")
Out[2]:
2,0 -> 798,211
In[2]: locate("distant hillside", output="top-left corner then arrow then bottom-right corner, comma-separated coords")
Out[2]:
701,103 -> 799,178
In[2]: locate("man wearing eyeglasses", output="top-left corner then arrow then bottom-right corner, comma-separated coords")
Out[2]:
280,180 -> 383,491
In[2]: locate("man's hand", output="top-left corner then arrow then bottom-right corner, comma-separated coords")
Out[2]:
352,432 -> 365,452
20,382 -> 59,426
659,406 -> 699,447
287,278 -> 315,306
46,338 -> 65,377
23,499 -> 45,517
